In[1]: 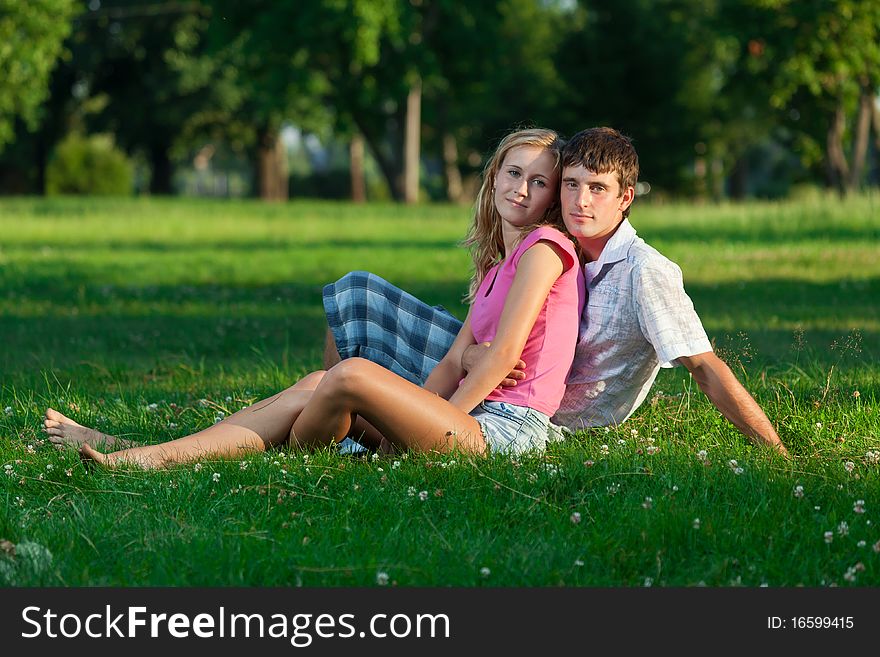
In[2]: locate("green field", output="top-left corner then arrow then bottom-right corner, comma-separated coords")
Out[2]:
1,195 -> 878,586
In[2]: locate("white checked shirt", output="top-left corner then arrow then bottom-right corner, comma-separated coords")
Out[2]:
552,219 -> 713,430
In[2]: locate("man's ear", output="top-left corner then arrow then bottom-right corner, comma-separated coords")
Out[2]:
619,186 -> 635,213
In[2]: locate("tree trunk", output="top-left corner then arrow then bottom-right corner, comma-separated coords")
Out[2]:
727,155 -> 749,200
403,77 -> 421,204
149,142 -> 173,195
349,133 -> 366,203
352,115 -> 403,201
826,105 -> 849,196
442,132 -> 464,203
847,88 -> 873,191
258,126 -> 288,201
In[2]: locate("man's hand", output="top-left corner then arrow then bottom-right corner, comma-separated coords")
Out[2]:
461,342 -> 526,388
678,352 -> 789,457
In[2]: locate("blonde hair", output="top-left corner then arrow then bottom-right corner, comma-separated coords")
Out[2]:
461,128 -> 566,303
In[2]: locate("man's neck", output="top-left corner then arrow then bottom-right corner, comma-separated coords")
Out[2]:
580,219 -> 626,262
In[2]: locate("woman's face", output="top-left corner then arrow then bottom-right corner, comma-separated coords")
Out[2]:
493,145 -> 559,229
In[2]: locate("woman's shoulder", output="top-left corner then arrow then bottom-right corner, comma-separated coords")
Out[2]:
515,225 -> 578,266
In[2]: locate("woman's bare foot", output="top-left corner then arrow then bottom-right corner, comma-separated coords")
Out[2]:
43,408 -> 127,449
79,443 -> 109,466
79,443 -> 157,470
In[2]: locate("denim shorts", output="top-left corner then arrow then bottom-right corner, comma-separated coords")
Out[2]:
470,401 -> 551,455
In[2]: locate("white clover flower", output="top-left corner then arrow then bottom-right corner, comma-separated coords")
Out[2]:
239,461 -> 248,470
837,521 -> 849,536
604,427 -> 610,434
853,500 -> 865,514
606,483 -> 620,495
793,485 -> 804,498
3,406 -> 12,415
26,445 -> 35,454
212,472 -> 220,482
843,568 -> 856,583
641,496 -> 653,509
599,444 -> 609,455
479,567 -> 491,578
376,571 -> 389,586
692,518 -> 701,529
225,396 -> 232,402
65,469 -> 72,477
193,462 -> 203,472
214,415 -> 224,424
45,464 -> 54,471
418,490 -> 429,501
824,531 -> 834,544
583,460 -> 595,467
617,439 -> 626,445
857,540 -> 866,548
815,422 -> 822,429
865,451 -> 880,465
671,485 -> 679,492
147,403 -> 158,411
873,540 -> 880,553
697,449 -> 708,459
570,512 -> 582,524
392,460 -> 401,470
168,423 -> 178,429
844,461 -> 855,473
630,429 -> 638,436
407,486 -> 416,497
643,577 -> 653,587
646,445 -> 660,455
574,559 -> 584,567
728,459 -> 738,468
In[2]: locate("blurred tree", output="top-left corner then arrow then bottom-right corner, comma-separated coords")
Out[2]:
421,0 -> 567,202
554,0 -> 720,196
206,0 -> 401,201
0,0 -> 79,151
70,0 -> 244,195
717,0 -> 880,195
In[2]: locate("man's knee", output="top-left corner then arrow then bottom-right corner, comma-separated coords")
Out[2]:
323,327 -> 341,369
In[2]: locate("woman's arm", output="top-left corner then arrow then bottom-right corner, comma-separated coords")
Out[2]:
447,241 -> 565,413
421,310 -> 476,400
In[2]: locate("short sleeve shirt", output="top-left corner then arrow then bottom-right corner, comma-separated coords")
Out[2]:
553,219 -> 713,429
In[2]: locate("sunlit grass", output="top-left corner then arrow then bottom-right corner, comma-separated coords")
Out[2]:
1,194 -> 878,586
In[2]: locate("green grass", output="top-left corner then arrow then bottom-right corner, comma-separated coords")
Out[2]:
1,194 -> 878,586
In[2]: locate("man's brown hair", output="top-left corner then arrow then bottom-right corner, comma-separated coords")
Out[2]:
561,127 -> 639,218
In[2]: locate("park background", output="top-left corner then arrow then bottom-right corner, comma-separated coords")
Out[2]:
0,0 -> 878,587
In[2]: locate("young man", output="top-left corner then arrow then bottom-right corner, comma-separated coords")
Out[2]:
323,127 -> 788,455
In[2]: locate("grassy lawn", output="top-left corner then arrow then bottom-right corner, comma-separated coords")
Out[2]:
1,194 -> 878,586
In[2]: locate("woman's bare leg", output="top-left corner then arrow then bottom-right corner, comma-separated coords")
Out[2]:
78,371 -> 326,469
292,358 -> 486,454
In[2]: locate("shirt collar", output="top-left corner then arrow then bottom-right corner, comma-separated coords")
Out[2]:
584,219 -> 637,280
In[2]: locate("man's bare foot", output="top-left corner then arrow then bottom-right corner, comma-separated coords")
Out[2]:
43,408 -> 125,449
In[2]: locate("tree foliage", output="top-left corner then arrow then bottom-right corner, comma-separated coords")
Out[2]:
0,0 -> 79,150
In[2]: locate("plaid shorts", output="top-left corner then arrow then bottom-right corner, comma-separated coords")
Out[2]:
323,271 -> 463,385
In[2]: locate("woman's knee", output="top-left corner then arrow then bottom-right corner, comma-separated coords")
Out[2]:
282,370 -> 326,394
319,358 -> 374,401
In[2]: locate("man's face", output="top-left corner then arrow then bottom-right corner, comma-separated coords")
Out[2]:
560,165 -> 634,257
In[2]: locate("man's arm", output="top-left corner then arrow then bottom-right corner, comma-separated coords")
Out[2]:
677,352 -> 788,456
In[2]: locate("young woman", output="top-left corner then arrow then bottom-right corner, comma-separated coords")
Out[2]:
43,128 -> 585,467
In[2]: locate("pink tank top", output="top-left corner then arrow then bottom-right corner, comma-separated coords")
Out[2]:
469,226 -> 585,416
